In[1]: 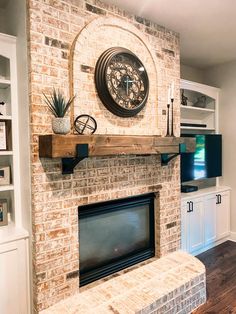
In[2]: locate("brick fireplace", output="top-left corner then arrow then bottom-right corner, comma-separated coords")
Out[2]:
28,0 -> 185,312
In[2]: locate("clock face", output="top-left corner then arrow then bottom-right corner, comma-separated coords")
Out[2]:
95,47 -> 149,117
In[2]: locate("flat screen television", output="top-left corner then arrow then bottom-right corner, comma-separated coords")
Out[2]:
181,134 -> 222,183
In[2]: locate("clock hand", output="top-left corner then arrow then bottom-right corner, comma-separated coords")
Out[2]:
125,75 -> 133,96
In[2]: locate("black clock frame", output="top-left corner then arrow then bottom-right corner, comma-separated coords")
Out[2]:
95,47 -> 149,117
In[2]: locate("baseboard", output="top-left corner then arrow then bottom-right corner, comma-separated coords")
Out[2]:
190,237 -> 230,256
229,232 -> 236,242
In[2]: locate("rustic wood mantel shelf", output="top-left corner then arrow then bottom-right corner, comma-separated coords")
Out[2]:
39,134 -> 195,174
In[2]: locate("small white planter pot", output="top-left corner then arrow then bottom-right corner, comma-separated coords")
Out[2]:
52,117 -> 70,134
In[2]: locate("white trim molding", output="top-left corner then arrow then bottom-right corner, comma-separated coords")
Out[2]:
229,231 -> 236,242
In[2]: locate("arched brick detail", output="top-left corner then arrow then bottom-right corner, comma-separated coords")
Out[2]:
69,16 -> 160,135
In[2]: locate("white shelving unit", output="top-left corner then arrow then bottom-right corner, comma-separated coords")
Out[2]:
180,80 -> 230,257
0,33 -> 30,314
180,79 -> 219,134
0,34 -> 23,234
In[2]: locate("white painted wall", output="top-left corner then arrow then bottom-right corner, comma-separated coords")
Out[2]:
204,61 -> 236,234
0,8 -> 6,33
181,64 -> 205,84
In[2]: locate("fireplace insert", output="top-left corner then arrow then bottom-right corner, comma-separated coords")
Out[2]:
79,193 -> 155,286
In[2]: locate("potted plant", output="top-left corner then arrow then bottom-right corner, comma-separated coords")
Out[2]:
43,88 -> 75,134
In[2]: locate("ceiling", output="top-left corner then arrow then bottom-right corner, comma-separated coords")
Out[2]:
103,0 -> 236,69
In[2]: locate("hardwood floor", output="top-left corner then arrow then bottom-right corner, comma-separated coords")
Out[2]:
194,241 -> 236,314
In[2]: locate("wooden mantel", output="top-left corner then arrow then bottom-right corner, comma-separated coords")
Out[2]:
39,134 -> 195,174
39,134 -> 195,158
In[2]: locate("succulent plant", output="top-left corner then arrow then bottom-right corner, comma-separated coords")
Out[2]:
43,88 -> 75,118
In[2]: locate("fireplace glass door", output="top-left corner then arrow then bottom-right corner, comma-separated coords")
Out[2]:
79,193 -> 155,286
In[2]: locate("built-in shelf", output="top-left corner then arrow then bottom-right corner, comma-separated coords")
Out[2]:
0,184 -> 14,192
0,115 -> 12,120
181,126 -> 215,131
0,150 -> 13,155
180,105 -> 215,113
180,80 -> 219,134
181,105 -> 215,121
181,185 -> 231,200
0,223 -> 29,245
0,78 -> 10,88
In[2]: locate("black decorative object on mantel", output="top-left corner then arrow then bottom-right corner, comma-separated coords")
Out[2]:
74,114 -> 97,135
170,98 -> 175,137
165,82 -> 175,137
166,104 -> 170,137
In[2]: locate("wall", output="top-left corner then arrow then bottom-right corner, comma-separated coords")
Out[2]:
0,8 -> 6,33
27,0 -> 181,312
204,60 -> 236,235
181,63 -> 205,84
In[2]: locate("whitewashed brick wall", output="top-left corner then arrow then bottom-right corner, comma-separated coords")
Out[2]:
27,0 -> 181,311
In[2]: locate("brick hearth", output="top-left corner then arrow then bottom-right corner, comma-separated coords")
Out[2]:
40,252 -> 206,314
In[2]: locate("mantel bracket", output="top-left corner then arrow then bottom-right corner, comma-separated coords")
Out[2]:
161,143 -> 186,166
60,142 -> 187,172
62,143 -> 89,174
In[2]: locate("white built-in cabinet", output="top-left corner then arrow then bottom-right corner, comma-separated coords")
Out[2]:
180,79 -> 230,255
0,238 -> 29,314
181,186 -> 230,255
0,33 -> 30,314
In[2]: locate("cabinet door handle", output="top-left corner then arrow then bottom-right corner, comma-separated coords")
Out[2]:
216,194 -> 222,204
190,201 -> 194,212
187,201 -> 191,212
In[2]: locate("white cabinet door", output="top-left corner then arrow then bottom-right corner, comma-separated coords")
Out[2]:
0,239 -> 29,314
216,191 -> 230,239
204,193 -> 217,245
188,198 -> 204,253
181,198 -> 204,254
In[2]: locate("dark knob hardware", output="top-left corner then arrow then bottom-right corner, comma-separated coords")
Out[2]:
187,201 -> 193,212
216,194 -> 222,204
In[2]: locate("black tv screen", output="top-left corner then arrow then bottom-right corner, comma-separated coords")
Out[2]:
181,134 -> 222,183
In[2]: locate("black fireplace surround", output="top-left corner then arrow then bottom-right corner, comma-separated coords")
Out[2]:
78,193 -> 155,286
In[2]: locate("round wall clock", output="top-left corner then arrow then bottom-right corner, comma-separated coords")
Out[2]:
95,47 -> 149,117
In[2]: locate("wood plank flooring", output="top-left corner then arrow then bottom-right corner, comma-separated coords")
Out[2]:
194,241 -> 236,313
